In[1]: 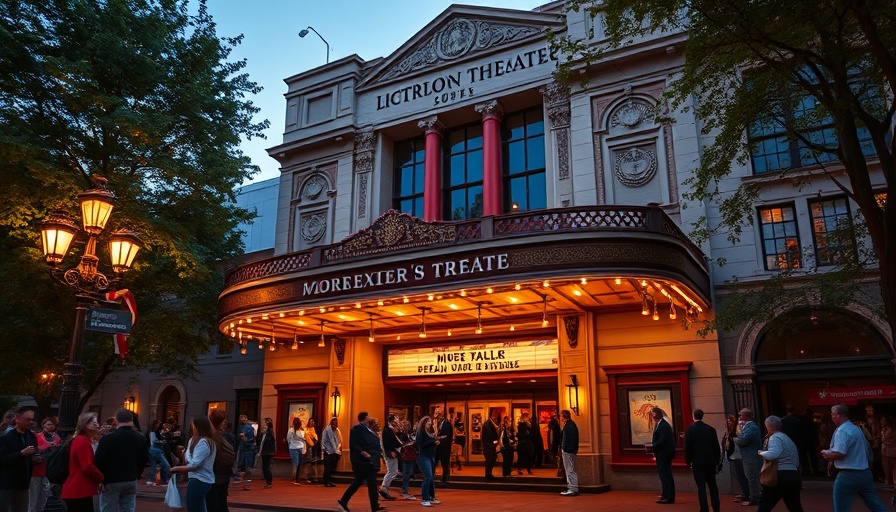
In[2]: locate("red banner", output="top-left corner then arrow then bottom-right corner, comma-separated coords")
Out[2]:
807,385 -> 896,406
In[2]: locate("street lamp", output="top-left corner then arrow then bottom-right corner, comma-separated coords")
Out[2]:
39,177 -> 142,437
299,26 -> 330,63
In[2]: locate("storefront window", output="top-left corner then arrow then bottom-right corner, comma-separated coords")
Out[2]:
393,138 -> 426,217
503,108 -> 546,212
444,124 -> 484,220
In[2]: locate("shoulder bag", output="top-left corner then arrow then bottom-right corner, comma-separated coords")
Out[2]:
759,434 -> 778,487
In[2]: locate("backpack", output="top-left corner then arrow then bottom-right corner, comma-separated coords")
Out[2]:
45,441 -> 71,485
212,435 -> 236,482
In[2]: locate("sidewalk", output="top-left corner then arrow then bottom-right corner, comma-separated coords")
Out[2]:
139,478 -> 889,511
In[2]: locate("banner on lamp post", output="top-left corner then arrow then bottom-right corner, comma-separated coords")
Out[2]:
85,307 -> 132,334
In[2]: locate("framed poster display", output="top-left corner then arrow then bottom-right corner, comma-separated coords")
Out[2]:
388,405 -> 410,423
468,404 -> 485,458
274,384 -> 326,459
602,362 -> 692,466
535,401 -> 556,450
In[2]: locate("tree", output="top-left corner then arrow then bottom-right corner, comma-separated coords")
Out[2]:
0,0 -> 268,409
556,0 -> 894,337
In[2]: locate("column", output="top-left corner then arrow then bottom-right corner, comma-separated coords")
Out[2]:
417,116 -> 444,221
475,100 -> 503,216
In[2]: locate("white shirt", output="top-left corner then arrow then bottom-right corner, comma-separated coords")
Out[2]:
184,437 -> 216,484
287,428 -> 306,451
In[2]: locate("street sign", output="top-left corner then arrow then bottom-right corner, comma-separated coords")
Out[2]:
85,307 -> 132,334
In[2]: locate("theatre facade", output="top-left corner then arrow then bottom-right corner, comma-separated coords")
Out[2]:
217,3 -> 726,489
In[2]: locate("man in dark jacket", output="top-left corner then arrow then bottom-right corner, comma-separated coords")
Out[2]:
95,409 -> 149,512
651,407 -> 677,504
559,410 -> 579,496
435,413 -> 454,485
481,411 -> 500,481
684,409 -> 721,512
0,407 -> 37,512
337,413 -> 382,512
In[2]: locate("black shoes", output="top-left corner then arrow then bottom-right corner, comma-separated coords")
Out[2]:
378,488 -> 397,500
656,498 -> 674,504
336,499 -> 350,512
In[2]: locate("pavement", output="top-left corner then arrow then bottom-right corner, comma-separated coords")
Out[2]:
136,475 -> 896,511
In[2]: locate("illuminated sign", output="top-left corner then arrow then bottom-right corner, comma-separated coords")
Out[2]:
387,339 -> 558,377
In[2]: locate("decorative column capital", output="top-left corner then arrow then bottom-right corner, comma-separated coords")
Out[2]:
417,116 -> 444,136
540,81 -> 571,129
353,125 -> 376,173
474,100 -> 503,121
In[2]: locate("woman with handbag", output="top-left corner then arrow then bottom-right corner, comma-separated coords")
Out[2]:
757,415 -> 804,512
170,415 -> 217,512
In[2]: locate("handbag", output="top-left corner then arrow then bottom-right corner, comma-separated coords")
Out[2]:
759,434 -> 778,487
164,475 -> 182,508
400,443 -> 418,462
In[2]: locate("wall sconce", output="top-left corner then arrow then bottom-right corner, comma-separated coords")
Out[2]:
566,375 -> 579,416
330,386 -> 341,417
124,396 -> 136,413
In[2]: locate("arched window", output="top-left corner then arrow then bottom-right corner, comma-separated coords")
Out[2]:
755,308 -> 889,362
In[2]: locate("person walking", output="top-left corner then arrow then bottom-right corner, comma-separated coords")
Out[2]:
30,416 -> 60,512
286,418 -> 306,486
207,411 -> 235,512
397,419 -> 417,500
559,409 -> 579,497
515,412 -> 534,475
256,418 -> 275,488
651,407 -> 676,504
757,415 -> 804,512
685,409 -> 721,512
321,417 -> 342,488
415,416 -> 439,507
0,407 -> 39,512
94,409 -> 149,512
236,415 -> 255,483
171,415 -> 217,512
821,403 -> 888,512
146,420 -> 170,486
336,413 -> 382,512
60,413 -> 104,512
378,414 -> 401,500
734,408 -> 762,506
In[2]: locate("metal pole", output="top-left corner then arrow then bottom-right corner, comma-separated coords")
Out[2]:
58,300 -> 88,438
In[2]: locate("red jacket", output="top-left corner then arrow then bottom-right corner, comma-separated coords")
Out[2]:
61,436 -> 103,499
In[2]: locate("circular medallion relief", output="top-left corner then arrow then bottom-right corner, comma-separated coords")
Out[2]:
435,19 -> 475,61
301,213 -> 327,244
614,147 -> 658,188
302,175 -> 327,201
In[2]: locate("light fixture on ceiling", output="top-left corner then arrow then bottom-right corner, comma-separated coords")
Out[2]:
615,277 -> 622,285
292,330 -> 299,350
641,293 -> 650,316
318,320 -> 326,347
669,300 -> 677,320
541,295 -> 549,327
475,303 -> 483,334
368,314 -> 376,343
418,307 -> 429,338
652,302 -> 660,321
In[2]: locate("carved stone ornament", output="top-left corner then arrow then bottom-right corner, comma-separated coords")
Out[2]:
563,316 -> 580,349
324,210 -> 458,262
474,100 -> 503,120
614,146 -> 658,188
353,126 -> 376,173
334,338 -> 346,365
382,18 -> 540,81
357,173 -> 369,219
301,175 -> 328,201
300,212 -> 327,244
417,116 -> 445,135
556,129 -> 570,180
610,99 -> 656,129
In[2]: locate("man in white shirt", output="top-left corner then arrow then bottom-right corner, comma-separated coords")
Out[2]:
821,403 -> 887,512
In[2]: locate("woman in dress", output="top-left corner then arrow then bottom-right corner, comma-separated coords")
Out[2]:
60,413 -> 104,512
256,418 -> 276,488
146,420 -> 170,486
30,417 -> 61,512
286,417 -> 305,485
415,416 -> 439,507
171,415 -> 217,512
303,418 -> 319,482
757,415 -> 804,512
500,415 -> 517,477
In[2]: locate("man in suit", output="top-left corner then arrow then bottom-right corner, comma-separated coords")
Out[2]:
685,409 -> 721,512
435,413 -> 453,486
651,407 -> 677,504
481,411 -> 500,481
337,413 -> 383,512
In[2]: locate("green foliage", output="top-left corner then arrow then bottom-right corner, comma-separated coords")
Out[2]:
0,0 -> 267,398
556,0 -> 895,334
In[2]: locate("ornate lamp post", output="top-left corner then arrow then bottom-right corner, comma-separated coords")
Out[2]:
39,177 -> 142,437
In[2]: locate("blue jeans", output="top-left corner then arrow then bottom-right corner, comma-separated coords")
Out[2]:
148,446 -> 170,484
99,481 -> 137,512
417,456 -> 435,502
401,460 -> 415,494
185,479 -> 213,512
289,449 -> 303,480
832,468 -> 888,512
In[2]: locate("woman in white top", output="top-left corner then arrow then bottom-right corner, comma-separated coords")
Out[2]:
757,415 -> 804,512
171,415 -> 217,512
286,417 -> 306,485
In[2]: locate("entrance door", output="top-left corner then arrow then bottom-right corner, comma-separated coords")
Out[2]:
467,402 -> 487,463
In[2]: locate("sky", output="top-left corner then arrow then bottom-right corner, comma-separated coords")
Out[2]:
203,0 -> 551,185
